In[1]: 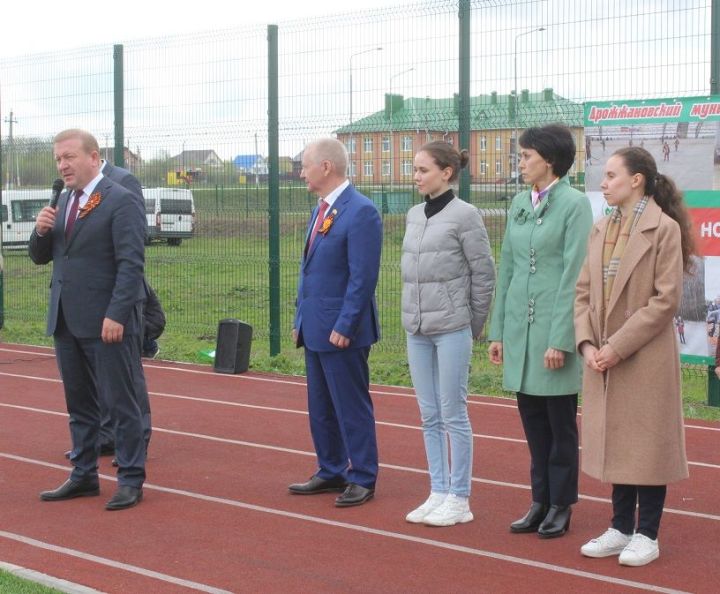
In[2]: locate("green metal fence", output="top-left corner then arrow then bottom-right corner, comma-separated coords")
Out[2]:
0,0 -> 715,380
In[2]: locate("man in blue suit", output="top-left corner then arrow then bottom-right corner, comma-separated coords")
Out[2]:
289,138 -> 383,507
29,129 -> 146,510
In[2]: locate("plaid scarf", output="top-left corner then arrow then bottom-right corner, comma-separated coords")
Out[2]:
602,196 -> 649,315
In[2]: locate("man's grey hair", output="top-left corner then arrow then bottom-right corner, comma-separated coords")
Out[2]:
305,138 -> 348,177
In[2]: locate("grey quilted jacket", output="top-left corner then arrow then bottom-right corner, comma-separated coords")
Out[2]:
401,196 -> 495,338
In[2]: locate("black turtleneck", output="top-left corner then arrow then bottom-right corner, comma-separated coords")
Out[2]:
424,188 -> 455,218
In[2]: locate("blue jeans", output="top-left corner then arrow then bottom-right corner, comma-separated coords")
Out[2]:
406,327 -> 473,497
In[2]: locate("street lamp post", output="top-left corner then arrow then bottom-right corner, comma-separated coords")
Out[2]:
389,67 -> 414,192
513,27 -> 545,194
349,47 -> 382,179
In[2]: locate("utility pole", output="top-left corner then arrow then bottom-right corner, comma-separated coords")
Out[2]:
3,110 -> 18,189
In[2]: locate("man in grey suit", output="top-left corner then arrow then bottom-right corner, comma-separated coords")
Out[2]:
63,159 -> 153,462
30,129 -> 146,510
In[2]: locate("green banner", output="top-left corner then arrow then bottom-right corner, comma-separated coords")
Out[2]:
683,190 -> 720,208
584,95 -> 720,126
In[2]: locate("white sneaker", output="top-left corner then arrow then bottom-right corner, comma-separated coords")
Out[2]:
422,494 -> 473,526
581,528 -> 632,558
618,533 -> 660,567
405,492 -> 447,524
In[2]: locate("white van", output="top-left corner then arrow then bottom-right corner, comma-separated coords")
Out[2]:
1,189 -> 50,249
143,188 -> 196,246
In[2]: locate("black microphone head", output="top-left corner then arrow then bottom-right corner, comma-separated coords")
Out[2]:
50,178 -> 65,208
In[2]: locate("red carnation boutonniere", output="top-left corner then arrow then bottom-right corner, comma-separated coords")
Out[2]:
319,208 -> 337,235
78,191 -> 102,219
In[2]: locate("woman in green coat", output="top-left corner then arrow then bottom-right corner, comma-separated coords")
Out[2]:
488,124 -> 592,538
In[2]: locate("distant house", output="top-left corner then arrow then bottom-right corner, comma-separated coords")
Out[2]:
170,150 -> 223,169
232,154 -> 268,176
292,150 -> 304,179
100,146 -> 142,172
278,156 -> 294,177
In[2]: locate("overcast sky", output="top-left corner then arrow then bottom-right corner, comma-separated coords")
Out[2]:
0,0 -> 418,58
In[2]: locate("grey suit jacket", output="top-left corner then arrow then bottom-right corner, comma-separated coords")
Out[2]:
28,176 -> 146,338
102,162 -> 143,199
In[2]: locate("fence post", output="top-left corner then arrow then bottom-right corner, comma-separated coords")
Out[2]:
268,25 -> 281,357
458,0 -> 471,202
113,44 -> 125,168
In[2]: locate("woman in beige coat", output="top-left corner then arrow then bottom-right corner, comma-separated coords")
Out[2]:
574,146 -> 694,567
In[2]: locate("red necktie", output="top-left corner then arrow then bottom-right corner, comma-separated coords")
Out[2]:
65,189 -> 82,240
307,200 -> 330,251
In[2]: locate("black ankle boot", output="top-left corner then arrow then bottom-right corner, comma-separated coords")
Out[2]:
537,505 -> 572,538
510,502 -> 549,533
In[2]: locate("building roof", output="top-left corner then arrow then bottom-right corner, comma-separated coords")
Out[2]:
335,89 -> 583,134
233,154 -> 264,168
169,150 -> 222,166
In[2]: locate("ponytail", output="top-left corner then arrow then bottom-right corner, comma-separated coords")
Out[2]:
653,173 -> 695,272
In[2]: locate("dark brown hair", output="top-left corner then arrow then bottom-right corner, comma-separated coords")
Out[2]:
613,146 -> 695,271
418,141 -> 469,182
518,124 -> 576,177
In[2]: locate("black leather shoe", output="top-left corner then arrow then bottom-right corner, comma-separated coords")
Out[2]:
288,475 -> 347,495
510,502 -> 549,533
335,483 -> 375,507
40,478 -> 100,501
538,505 -> 572,538
105,486 -> 143,510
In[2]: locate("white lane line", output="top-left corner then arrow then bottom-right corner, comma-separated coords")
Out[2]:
1,411 -> 719,521
0,532 -> 232,594
0,453 -> 693,594
0,391 -> 717,469
5,347 -> 720,424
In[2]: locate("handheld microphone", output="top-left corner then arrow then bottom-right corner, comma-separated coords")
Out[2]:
49,178 -> 65,208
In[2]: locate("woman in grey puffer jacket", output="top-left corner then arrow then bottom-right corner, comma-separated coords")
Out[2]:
401,141 -> 495,527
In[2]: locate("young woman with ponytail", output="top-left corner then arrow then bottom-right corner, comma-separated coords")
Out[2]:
574,146 -> 694,566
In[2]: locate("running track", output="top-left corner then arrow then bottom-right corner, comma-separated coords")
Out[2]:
0,343 -> 718,593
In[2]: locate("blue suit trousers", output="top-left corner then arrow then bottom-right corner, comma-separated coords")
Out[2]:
304,346 -> 378,488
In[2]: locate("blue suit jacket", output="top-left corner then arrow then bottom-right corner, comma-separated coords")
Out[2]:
28,176 -> 146,338
295,184 -> 382,352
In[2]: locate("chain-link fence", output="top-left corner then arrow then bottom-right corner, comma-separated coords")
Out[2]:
0,0 -> 714,374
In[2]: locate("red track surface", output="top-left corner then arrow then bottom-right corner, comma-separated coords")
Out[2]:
0,342 -> 717,593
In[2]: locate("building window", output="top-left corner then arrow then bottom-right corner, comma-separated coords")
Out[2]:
402,160 -> 413,176
364,161 -> 373,177
495,159 -> 503,175
346,137 -> 356,155
402,135 -> 413,152
480,135 -> 487,151
349,161 -> 357,177
382,160 -> 390,177
495,136 -> 502,151
382,136 -> 390,153
364,137 -> 373,153
480,160 -> 487,176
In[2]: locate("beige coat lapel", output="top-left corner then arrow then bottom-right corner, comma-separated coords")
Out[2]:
605,199 -> 661,315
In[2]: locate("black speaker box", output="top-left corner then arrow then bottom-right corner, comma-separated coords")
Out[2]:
214,319 -> 253,374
